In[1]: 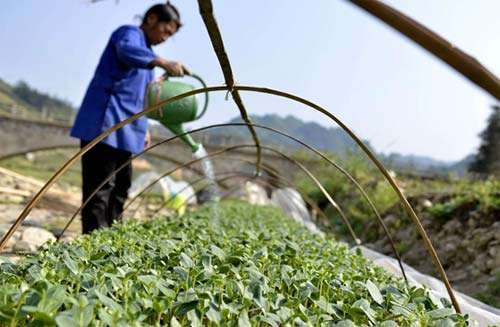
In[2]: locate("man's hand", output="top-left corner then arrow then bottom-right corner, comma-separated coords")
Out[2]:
144,130 -> 152,149
150,57 -> 184,76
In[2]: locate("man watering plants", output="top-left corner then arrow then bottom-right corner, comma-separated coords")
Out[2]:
70,2 -> 185,234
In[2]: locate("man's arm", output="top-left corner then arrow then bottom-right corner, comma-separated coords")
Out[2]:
114,27 -> 185,76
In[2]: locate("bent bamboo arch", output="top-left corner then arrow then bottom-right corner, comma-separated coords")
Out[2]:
60,121 -> 408,282
0,84 -> 460,312
116,144 -> 359,243
0,144 -> 221,186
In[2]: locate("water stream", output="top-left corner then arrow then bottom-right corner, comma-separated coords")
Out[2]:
193,144 -> 220,204
192,144 -> 221,224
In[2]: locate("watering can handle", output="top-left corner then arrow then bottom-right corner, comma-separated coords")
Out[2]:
189,73 -> 209,120
159,69 -> 209,120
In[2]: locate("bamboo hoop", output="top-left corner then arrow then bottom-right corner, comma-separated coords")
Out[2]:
0,84 -> 460,312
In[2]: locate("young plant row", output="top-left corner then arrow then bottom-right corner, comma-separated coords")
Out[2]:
0,201 -> 467,326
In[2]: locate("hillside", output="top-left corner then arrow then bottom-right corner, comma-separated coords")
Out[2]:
206,114 -> 370,155
206,114 -> 473,175
0,78 -> 75,122
0,77 -> 475,175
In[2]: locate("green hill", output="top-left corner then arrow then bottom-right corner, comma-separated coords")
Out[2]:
0,78 -> 75,122
204,114 -> 474,175
207,114 -> 369,155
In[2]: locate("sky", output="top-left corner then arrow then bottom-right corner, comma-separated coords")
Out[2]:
0,0 -> 499,162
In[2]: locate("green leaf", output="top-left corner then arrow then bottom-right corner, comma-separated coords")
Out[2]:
428,307 -> 455,319
170,316 -> 182,327
436,318 -> 455,327
260,313 -> 280,327
180,252 -> 194,268
176,300 -> 199,316
55,315 -> 79,327
63,253 -> 79,275
335,320 -> 356,327
206,307 -> 221,323
351,299 -> 376,323
276,306 -> 292,322
365,280 -> 383,305
187,310 -> 202,327
80,304 -> 94,326
29,311 -> 56,325
238,309 -> 251,327
37,285 -> 67,314
210,245 -> 225,261
94,290 -> 121,312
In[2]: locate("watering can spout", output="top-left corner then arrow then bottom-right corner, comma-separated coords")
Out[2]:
167,123 -> 200,153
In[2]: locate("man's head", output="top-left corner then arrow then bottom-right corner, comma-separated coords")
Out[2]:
141,2 -> 182,46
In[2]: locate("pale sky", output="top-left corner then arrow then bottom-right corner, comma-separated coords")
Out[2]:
0,0 -> 498,162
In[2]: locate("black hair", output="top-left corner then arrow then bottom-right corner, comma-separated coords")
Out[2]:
143,2 -> 182,28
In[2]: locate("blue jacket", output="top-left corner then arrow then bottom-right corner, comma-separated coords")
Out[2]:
71,25 -> 156,154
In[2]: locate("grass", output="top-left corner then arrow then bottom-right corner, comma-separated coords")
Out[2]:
0,149 -> 82,189
476,273 -> 500,309
294,150 -> 499,238
426,178 -> 499,221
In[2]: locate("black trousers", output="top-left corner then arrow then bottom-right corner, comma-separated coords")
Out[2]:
80,141 -> 132,234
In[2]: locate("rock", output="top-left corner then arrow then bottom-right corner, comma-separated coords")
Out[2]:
443,220 -> 462,234
0,223 -> 13,235
486,251 -> 500,271
3,195 -> 24,204
421,199 -> 433,208
440,241 -> 458,262
0,224 -> 22,249
478,233 -> 494,248
473,253 -> 489,272
21,227 -> 55,250
21,220 -> 44,228
245,182 -> 270,206
448,269 -> 468,281
48,227 -> 65,238
467,218 -> 477,229
470,268 -> 482,278
384,214 -> 398,227
13,240 -> 35,253
59,233 -> 77,244
25,152 -> 36,162
488,246 -> 499,257
396,228 -> 414,245
495,230 -> 500,242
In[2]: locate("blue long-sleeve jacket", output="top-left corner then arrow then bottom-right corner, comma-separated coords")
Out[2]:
71,25 -> 156,154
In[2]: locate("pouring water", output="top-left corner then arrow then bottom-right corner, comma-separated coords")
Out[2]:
193,144 -> 220,203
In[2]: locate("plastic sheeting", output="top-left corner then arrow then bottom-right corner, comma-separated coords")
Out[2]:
271,188 -> 321,234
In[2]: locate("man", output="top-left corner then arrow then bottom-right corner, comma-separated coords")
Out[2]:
71,2 -> 184,234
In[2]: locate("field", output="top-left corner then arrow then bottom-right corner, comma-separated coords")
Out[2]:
0,202 -> 466,326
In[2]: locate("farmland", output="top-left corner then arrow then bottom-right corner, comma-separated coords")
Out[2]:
0,202 -> 466,326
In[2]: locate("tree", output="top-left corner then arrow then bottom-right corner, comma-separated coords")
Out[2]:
469,106 -> 500,176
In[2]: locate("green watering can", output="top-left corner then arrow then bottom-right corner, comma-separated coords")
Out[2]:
145,73 -> 209,152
